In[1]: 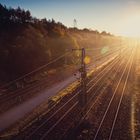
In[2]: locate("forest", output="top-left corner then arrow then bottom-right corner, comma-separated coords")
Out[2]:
0,4 -> 118,85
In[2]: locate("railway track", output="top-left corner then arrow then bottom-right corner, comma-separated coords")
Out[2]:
65,47 -> 129,140
0,46 -> 126,113
93,48 -> 134,140
72,47 -> 135,140
11,47 -> 129,140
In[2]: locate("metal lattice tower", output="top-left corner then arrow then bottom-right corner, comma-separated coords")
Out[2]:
73,19 -> 77,28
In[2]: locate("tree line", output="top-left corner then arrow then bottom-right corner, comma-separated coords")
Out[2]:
0,4 -> 32,25
0,3 -> 112,36
0,3 -> 66,29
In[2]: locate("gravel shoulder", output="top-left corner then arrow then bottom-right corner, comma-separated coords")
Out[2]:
134,55 -> 140,139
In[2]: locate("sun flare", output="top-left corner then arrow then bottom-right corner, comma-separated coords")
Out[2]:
117,13 -> 140,38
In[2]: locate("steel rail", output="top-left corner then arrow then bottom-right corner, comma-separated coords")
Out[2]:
93,48 -> 133,140
40,101 -> 78,140
108,48 -> 135,140
24,52 -> 123,139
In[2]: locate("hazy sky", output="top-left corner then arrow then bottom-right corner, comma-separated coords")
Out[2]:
0,0 -> 140,37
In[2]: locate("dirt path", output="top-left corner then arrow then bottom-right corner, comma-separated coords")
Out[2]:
0,75 -> 77,132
